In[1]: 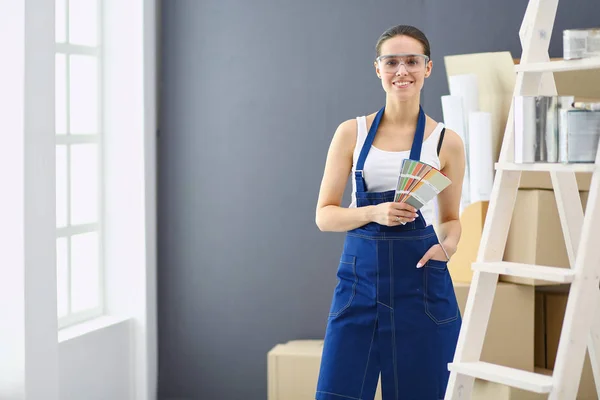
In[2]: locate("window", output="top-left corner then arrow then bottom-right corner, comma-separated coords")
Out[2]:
55,0 -> 104,328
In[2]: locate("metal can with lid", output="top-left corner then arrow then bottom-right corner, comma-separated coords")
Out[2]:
586,29 -> 600,57
564,28 -> 600,59
559,110 -> 600,163
564,29 -> 588,60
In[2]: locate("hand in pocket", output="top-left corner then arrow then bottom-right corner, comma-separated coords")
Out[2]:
416,244 -> 449,268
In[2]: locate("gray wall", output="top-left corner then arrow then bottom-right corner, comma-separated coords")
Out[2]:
157,1 -> 598,399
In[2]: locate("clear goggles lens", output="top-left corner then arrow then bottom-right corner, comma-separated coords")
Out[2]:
376,54 -> 429,73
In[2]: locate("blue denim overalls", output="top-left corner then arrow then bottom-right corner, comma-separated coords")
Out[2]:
316,106 -> 461,400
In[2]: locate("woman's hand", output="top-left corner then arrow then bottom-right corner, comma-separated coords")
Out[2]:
368,202 -> 418,226
416,244 -> 451,268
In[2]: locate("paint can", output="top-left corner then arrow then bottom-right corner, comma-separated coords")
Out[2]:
559,110 -> 600,163
563,28 -> 600,59
588,29 -> 600,57
514,96 -> 574,163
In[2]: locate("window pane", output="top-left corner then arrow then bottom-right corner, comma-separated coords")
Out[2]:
56,146 -> 68,228
69,55 -> 98,134
57,238 -> 69,318
55,0 -> 67,43
55,54 -> 67,134
70,144 -> 98,225
69,0 -> 98,46
70,232 -> 100,312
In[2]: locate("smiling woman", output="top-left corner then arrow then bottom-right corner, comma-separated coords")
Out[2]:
314,24 -> 466,400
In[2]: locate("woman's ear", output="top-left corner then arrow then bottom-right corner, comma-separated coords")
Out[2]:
374,61 -> 381,79
424,60 -> 433,78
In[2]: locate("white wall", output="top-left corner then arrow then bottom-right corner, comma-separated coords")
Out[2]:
59,318 -> 132,400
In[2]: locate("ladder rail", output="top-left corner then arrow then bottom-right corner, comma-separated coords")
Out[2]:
549,144 -> 600,399
550,169 -> 600,397
589,302 -> 600,397
551,169 -> 600,397
550,171 -> 584,266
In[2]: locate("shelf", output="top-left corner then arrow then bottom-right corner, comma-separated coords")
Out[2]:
515,57 -> 600,73
496,162 -> 596,172
448,362 -> 554,393
472,261 -> 575,283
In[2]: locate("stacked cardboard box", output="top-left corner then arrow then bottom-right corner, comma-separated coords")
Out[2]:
447,200 -> 488,283
535,289 -> 598,399
267,340 -> 382,400
454,282 -> 535,371
501,189 -> 589,285
449,191 -> 589,285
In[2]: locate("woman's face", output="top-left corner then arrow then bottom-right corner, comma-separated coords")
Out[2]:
374,35 -> 432,100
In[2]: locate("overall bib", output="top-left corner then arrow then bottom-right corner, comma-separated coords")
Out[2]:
316,107 -> 461,400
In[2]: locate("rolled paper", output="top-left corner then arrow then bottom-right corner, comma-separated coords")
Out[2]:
468,111 -> 494,202
442,94 -> 471,209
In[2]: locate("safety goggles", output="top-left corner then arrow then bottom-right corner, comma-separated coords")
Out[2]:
375,53 -> 430,73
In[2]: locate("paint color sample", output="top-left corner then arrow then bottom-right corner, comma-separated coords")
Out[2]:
394,159 -> 452,210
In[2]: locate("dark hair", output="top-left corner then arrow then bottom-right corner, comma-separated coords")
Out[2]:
375,25 -> 431,59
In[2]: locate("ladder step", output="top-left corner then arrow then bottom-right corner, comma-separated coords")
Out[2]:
448,361 -> 554,393
514,56 -> 600,73
495,162 -> 596,173
472,261 -> 575,283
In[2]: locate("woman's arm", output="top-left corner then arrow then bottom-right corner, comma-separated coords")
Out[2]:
416,128 -> 465,266
315,120 -> 418,232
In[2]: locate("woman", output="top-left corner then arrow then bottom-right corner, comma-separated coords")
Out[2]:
314,25 -> 465,400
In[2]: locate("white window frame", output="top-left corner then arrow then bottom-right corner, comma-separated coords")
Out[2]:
55,0 -> 105,329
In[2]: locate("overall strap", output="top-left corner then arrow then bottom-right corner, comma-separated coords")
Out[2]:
409,105 -> 426,161
410,106 -> 428,229
354,107 -> 384,193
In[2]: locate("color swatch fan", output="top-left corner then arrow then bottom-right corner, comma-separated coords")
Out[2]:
394,159 -> 452,210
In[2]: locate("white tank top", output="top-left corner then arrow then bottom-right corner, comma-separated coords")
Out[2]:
349,116 -> 445,227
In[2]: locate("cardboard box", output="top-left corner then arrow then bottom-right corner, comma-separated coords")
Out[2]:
534,292 -> 598,399
454,282 -> 535,372
519,172 -> 592,192
501,189 -> 589,285
448,190 -> 588,285
267,340 -> 382,400
448,201 -> 488,283
535,291 -> 546,369
450,284 -> 594,399
535,364 -> 596,400
451,282 -> 542,399
553,58 -> 600,102
471,379 -> 547,400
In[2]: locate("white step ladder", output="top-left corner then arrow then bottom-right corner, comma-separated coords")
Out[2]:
444,0 -> 600,399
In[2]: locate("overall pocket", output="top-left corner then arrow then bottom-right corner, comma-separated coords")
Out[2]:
423,259 -> 459,325
328,253 -> 358,318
